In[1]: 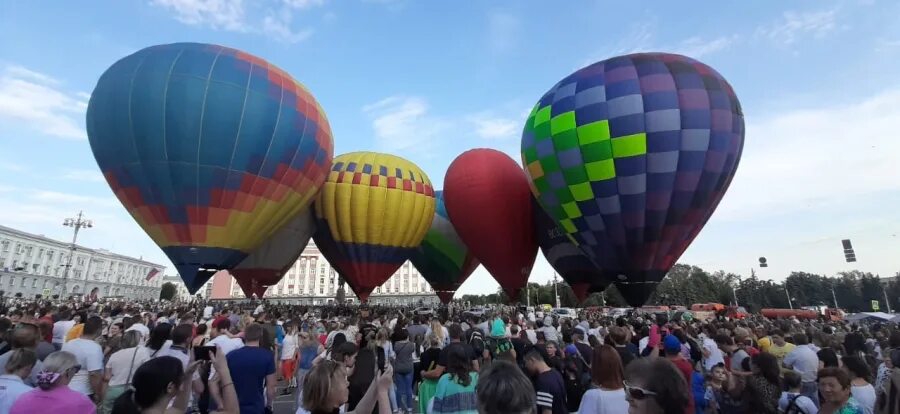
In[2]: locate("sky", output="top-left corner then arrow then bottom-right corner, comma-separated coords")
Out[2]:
0,0 -> 898,297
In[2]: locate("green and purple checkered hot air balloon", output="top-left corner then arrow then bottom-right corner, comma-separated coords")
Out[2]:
521,53 -> 744,306
410,191 -> 479,304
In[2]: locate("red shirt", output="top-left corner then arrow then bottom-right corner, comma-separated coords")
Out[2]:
668,356 -> 696,414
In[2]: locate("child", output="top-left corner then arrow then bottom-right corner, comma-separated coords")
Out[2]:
704,363 -> 742,414
778,371 -> 818,414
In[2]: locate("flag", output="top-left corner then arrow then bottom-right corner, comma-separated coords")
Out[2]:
146,268 -> 160,281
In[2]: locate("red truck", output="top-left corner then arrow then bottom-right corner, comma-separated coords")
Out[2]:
761,308 -> 845,321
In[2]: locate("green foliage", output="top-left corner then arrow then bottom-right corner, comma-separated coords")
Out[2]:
458,267 -> 899,312
159,282 -> 177,301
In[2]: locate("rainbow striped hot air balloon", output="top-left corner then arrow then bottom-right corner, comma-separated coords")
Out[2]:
410,191 -> 479,304
313,152 -> 436,301
86,43 -> 333,293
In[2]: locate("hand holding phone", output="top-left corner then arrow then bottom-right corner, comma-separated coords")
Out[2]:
194,345 -> 217,361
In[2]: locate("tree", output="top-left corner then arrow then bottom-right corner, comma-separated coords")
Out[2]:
159,282 -> 177,301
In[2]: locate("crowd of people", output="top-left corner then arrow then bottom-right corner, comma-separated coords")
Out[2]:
0,296 -> 896,414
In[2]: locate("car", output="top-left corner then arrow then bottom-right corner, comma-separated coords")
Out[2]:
463,307 -> 485,318
413,307 -> 434,316
551,308 -> 576,318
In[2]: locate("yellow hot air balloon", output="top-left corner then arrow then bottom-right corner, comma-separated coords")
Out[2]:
313,152 -> 436,301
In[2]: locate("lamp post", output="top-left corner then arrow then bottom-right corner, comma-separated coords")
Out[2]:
784,287 -> 793,310
553,272 -> 560,308
61,211 -> 92,295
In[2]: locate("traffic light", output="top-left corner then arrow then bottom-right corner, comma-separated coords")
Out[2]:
759,257 -> 768,268
842,239 -> 856,263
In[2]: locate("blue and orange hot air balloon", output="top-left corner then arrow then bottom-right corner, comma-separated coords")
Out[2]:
410,191 -> 479,304
86,43 -> 333,293
521,53 -> 744,306
313,152 -> 436,301
533,200 -> 603,302
443,149 -> 538,301
231,209 -> 315,298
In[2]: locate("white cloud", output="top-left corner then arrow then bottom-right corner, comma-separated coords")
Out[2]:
0,65 -> 88,140
61,169 -> 106,183
362,96 -> 448,153
468,113 -> 519,140
487,12 -> 521,53
152,0 -> 325,43
716,88 -> 900,221
674,35 -> 738,58
756,8 -> 839,46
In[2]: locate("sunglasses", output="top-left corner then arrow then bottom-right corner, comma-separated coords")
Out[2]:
624,381 -> 657,400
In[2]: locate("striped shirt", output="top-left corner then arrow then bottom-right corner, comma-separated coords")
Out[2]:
535,369 -> 567,414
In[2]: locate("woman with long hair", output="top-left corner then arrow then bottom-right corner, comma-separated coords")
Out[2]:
298,359 -> 393,414
578,345 -> 628,414
427,320 -> 447,349
9,351 -> 95,414
417,334 -> 443,414
431,343 -> 478,414
843,355 -> 877,414
101,331 -> 151,413
622,357 -> 689,414
742,352 -> 781,414
145,323 -> 172,357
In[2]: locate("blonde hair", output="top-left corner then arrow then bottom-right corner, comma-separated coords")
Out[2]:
430,320 -> 445,344
5,349 -> 36,374
302,360 -> 344,412
426,333 -> 442,349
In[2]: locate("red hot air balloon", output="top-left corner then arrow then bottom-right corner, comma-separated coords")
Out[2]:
443,149 -> 538,301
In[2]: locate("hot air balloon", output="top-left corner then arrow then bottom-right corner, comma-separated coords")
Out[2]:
86,43 -> 333,293
313,152 -> 436,301
521,53 -> 744,306
533,200 -> 604,302
231,209 -> 315,298
410,191 -> 480,304
444,149 -> 538,301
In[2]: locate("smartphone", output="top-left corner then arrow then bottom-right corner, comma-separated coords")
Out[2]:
194,345 -> 217,361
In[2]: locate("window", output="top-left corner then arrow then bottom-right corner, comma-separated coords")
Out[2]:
8,277 -> 13,286
38,248 -> 44,258
0,241 -> 8,252
43,266 -> 49,275
31,278 -> 37,288
20,278 -> 26,287
32,264 -> 39,273
47,251 -> 54,260
319,287 -> 323,294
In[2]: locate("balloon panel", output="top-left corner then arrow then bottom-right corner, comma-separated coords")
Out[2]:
410,191 -> 479,293
231,209 -> 315,292
314,152 -> 436,301
521,53 -> 744,306
533,200 -> 608,293
87,43 -> 333,292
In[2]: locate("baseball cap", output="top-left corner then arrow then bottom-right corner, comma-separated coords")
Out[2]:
663,334 -> 681,353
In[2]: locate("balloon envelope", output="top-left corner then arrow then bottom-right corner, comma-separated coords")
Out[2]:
444,149 -> 538,301
522,53 -> 744,306
86,43 -> 333,293
410,191 -> 479,301
533,199 -> 609,296
231,209 -> 315,298
313,152 -> 436,301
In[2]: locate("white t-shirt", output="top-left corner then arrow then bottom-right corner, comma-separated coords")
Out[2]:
106,347 -> 152,386
777,392 -> 818,414
61,338 -> 105,395
702,337 -> 725,371
851,383 -> 876,414
282,334 -> 298,361
577,388 -> 628,414
207,335 -> 244,355
52,320 -> 76,344
203,306 -> 214,319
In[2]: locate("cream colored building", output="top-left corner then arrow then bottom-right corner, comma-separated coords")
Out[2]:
0,224 -> 165,300
212,242 -> 440,306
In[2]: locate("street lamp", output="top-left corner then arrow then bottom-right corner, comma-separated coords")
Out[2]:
61,211 -> 92,295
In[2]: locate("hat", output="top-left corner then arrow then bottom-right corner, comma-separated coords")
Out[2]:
663,334 -> 681,353
564,344 -> 578,355
574,326 -> 587,337
125,323 -> 150,338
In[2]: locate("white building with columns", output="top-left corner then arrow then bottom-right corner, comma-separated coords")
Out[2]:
211,242 -> 440,306
0,224 -> 165,300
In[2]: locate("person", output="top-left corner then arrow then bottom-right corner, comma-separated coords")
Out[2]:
430,343 -> 478,414
577,345 -> 628,414
417,334 -> 442,414
608,326 -> 636,368
61,315 -> 105,401
101,331 -> 150,413
297,359 -> 392,414
875,349 -> 900,414
391,329 -> 415,414
779,370 -> 818,414
51,311 -> 75,350
0,349 -> 36,413
226,323 -> 276,414
36,321 -> 56,361
295,331 -> 325,405
818,367 -> 865,414
281,321 -> 299,393
743,352 -> 781,414
144,323 -> 172,358
768,330 -> 796,371
704,363 -> 742,414
842,355 -> 876,414
475,360 -> 534,414
818,348 -> 840,370
0,323 -> 44,386
524,350 -> 567,414
206,320 -> 243,356
784,333 -> 820,407
661,335 -> 695,414
623,357 -> 689,414
9,351 -> 95,414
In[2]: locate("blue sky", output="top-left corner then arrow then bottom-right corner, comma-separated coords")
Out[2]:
1,0 -> 898,296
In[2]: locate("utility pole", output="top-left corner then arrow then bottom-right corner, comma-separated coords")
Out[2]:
831,284 -> 839,309
883,286 -> 892,313
61,211 -> 92,296
784,287 -> 793,310
526,284 -> 530,307
553,272 -> 560,308
732,286 -> 739,307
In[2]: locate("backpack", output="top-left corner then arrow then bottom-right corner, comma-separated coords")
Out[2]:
562,355 -> 590,411
783,394 -> 806,414
468,329 -> 485,358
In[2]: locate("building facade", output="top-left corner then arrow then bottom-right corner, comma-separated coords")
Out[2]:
210,242 -> 440,306
0,224 -> 165,301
